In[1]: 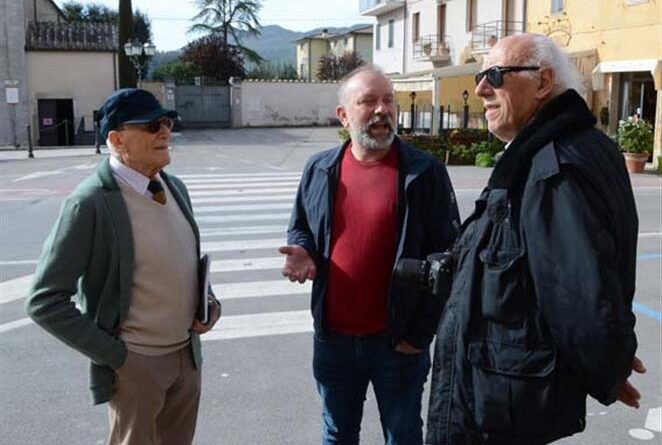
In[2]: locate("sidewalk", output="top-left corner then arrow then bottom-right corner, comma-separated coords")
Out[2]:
0,146 -> 109,161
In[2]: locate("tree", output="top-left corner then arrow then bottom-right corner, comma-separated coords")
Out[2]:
247,61 -> 298,80
180,34 -> 245,82
118,0 -> 136,88
152,61 -> 204,83
189,0 -> 263,64
317,52 -> 366,81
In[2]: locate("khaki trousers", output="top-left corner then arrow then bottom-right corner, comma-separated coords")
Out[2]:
107,347 -> 201,445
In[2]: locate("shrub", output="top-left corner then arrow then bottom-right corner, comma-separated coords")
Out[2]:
475,152 -> 495,168
617,118 -> 653,154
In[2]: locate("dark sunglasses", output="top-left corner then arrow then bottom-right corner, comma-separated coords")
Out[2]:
121,116 -> 175,133
475,66 -> 540,88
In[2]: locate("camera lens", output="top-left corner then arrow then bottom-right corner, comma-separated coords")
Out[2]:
393,258 -> 430,290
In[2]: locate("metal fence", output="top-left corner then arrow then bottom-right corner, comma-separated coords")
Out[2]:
174,78 -> 231,128
397,104 -> 487,134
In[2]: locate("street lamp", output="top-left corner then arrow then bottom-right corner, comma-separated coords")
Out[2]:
123,39 -> 157,87
462,89 -> 469,129
409,91 -> 417,132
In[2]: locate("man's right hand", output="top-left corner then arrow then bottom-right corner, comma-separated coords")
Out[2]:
279,245 -> 316,284
617,356 -> 646,409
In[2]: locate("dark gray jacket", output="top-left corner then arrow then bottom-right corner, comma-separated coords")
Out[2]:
426,90 -> 638,445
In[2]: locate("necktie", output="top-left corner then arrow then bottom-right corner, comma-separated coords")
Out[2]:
147,179 -> 166,205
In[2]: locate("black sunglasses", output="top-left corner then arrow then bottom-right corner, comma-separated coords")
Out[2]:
121,116 -> 175,133
475,66 -> 540,88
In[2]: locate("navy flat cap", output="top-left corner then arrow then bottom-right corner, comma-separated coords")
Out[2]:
96,88 -> 178,140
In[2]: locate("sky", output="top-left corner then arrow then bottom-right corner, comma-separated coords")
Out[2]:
53,0 -> 371,51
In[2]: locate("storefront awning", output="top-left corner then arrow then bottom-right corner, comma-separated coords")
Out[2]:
592,59 -> 662,90
391,77 -> 434,92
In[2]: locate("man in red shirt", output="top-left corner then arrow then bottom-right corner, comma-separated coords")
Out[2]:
280,66 -> 460,445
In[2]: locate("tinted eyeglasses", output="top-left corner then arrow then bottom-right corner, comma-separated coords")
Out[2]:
121,116 -> 175,133
475,66 -> 540,88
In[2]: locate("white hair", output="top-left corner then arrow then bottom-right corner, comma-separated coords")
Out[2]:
337,64 -> 391,107
522,34 -> 586,96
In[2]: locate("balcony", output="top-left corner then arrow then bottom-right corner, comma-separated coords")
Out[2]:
25,21 -> 117,52
470,20 -> 524,54
360,0 -> 405,16
413,35 -> 451,64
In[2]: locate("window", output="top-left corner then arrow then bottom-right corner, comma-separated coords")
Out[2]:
344,38 -> 348,46
551,0 -> 564,14
466,0 -> 478,32
413,12 -> 420,42
388,19 -> 394,48
375,24 -> 381,50
437,4 -> 446,42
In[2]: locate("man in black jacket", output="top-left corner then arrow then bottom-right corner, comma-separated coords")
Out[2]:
426,33 -> 644,445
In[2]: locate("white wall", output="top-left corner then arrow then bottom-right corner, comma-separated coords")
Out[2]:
406,0 -> 443,73
26,51 -> 117,133
373,8 -> 406,74
238,81 -> 340,127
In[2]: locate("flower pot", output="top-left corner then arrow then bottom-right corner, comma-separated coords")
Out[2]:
623,152 -> 648,174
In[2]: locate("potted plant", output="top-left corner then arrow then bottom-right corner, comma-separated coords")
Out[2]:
617,117 -> 653,174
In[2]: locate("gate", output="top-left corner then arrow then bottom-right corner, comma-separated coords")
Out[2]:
175,84 -> 231,128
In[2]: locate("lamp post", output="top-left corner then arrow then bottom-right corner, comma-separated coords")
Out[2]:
409,91 -> 417,133
462,89 -> 469,129
122,40 -> 156,87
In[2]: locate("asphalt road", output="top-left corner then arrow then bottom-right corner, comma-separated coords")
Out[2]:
0,127 -> 660,445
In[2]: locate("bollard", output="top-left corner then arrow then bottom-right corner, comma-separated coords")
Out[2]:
27,124 -> 34,158
94,121 -> 101,154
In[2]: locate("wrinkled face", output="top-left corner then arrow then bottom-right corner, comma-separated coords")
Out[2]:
337,71 -> 397,150
110,118 -> 172,175
475,40 -> 543,142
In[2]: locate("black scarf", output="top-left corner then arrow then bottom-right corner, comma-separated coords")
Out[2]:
488,89 -> 597,191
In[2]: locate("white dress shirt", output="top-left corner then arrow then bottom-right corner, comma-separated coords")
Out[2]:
109,155 -> 163,199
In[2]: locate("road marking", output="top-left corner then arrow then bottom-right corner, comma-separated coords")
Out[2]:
639,232 -> 662,238
192,195 -> 294,205
202,238 -> 283,252
196,213 -> 291,223
638,254 -> 662,261
0,260 -> 39,266
184,176 -> 300,184
210,257 -> 283,272
13,170 -> 64,182
200,225 -> 285,237
632,303 -> 662,322
213,280 -> 310,299
189,187 -> 297,197
0,274 -> 34,304
645,407 -> 662,432
186,181 -> 300,190
201,310 -> 312,341
0,317 -> 33,334
177,172 -> 300,179
195,203 -> 292,213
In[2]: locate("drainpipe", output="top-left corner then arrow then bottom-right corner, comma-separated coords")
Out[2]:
402,1 -> 408,75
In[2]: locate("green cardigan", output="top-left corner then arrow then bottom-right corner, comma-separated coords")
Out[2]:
26,158 -> 203,405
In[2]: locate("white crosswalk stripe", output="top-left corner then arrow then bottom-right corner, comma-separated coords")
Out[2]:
0,172 -> 308,341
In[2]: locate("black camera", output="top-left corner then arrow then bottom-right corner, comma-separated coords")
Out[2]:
392,252 -> 454,301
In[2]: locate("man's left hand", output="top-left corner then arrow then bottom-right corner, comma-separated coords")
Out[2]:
191,299 -> 222,334
395,340 -> 422,355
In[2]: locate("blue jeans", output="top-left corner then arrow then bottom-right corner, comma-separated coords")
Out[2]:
313,332 -> 431,445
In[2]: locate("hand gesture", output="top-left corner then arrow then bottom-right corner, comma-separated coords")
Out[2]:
617,356 -> 646,408
279,245 -> 316,284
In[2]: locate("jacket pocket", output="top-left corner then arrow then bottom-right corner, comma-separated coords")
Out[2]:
468,339 -> 557,435
478,248 -> 526,324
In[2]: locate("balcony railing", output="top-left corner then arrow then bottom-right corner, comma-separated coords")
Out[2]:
360,0 -> 405,16
470,20 -> 524,52
26,21 -> 117,52
413,35 -> 451,63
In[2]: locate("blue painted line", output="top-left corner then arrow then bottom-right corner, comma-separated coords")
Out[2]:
633,303 -> 662,322
637,253 -> 662,261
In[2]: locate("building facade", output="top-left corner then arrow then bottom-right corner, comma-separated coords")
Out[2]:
527,0 -> 661,167
295,25 -> 374,81
0,0 -> 118,148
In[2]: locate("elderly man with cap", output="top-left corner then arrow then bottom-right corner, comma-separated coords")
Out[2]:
26,88 -> 221,445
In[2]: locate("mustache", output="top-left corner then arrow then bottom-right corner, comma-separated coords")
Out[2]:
364,115 -> 394,130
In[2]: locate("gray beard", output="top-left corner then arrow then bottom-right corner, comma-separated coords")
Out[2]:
349,118 -> 396,151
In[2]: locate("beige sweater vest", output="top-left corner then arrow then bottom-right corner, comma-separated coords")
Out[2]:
117,180 -> 199,356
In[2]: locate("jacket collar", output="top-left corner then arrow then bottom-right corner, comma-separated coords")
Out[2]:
488,89 -> 596,191
316,137 -> 430,182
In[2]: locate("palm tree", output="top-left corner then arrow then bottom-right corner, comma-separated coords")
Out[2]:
188,0 -> 263,64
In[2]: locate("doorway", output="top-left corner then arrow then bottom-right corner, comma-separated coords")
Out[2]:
38,99 -> 74,146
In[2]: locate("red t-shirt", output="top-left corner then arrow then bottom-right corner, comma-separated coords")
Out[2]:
325,144 -> 399,336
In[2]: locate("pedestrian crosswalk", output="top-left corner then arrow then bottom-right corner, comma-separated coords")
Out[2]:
0,171 -> 314,341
